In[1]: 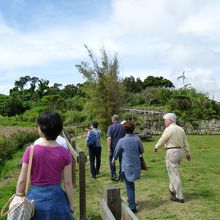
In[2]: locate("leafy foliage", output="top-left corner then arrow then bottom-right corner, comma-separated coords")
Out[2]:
143,75 -> 174,88
63,110 -> 88,126
122,76 -> 143,93
0,130 -> 38,167
0,94 -> 25,116
21,106 -> 49,122
76,46 -> 123,129
0,49 -> 220,128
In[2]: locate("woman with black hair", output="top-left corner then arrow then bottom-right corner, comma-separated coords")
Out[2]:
16,111 -> 75,220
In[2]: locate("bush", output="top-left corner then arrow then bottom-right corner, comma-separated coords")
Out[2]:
21,106 -> 48,122
63,110 -> 88,126
0,131 -> 38,167
124,93 -> 146,106
0,116 -> 33,127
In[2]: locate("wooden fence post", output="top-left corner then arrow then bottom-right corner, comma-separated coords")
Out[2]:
71,139 -> 76,188
100,199 -> 116,220
79,151 -> 86,220
104,186 -> 121,220
121,202 -> 139,220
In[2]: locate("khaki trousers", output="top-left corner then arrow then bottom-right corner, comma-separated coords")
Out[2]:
165,148 -> 184,199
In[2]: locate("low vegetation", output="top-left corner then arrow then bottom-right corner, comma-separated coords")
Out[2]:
0,127 -> 38,171
1,135 -> 219,219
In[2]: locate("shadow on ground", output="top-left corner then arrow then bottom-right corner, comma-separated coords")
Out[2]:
184,188 -> 214,201
136,199 -> 168,211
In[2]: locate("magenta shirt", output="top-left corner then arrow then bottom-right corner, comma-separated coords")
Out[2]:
22,145 -> 72,185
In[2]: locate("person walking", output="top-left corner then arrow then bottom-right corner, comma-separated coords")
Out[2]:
86,121 -> 102,179
112,121 -> 144,213
107,115 -> 125,181
16,111 -> 75,219
34,135 -> 68,148
153,113 -> 191,203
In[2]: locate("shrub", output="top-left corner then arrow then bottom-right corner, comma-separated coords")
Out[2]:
21,106 -> 48,122
63,110 -> 88,126
0,131 -> 38,167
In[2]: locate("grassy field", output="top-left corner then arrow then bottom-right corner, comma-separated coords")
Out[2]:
74,135 -> 220,220
1,135 -> 220,220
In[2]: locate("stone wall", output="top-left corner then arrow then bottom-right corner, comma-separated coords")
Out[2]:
184,119 -> 220,135
148,119 -> 220,135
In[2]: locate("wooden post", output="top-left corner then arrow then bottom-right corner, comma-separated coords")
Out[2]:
75,126 -> 77,139
79,151 -> 86,220
71,139 -> 76,188
121,202 -> 139,220
104,186 -> 121,220
100,199 -> 116,220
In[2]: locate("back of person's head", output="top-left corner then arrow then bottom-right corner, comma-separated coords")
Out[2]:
123,121 -> 135,134
37,110 -> 63,140
163,113 -> 177,123
112,115 -> 120,122
91,121 -> 98,128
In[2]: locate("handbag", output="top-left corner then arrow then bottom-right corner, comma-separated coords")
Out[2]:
1,145 -> 35,220
140,156 -> 148,170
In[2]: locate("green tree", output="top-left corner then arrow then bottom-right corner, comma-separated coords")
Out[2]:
40,95 -> 65,111
36,79 -> 49,98
2,97 -> 26,116
143,76 -> 174,88
14,76 -> 31,91
30,76 -> 40,95
122,76 -> 143,93
76,46 -> 123,129
61,84 -> 78,98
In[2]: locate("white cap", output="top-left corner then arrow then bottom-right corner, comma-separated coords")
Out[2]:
121,120 -> 127,124
163,113 -> 176,122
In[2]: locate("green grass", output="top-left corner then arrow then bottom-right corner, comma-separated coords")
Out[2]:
0,150 -> 22,220
1,135 -> 220,220
0,116 -> 34,127
0,148 -> 24,178
75,135 -> 220,220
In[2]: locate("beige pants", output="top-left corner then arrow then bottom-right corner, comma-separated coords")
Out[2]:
165,148 -> 184,199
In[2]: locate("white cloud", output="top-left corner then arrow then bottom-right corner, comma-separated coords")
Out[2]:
179,4 -> 220,36
159,43 -> 218,68
111,0 -> 177,36
1,0 -> 220,101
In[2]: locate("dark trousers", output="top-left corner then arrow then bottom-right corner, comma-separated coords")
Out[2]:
109,153 -> 123,178
89,147 -> 102,178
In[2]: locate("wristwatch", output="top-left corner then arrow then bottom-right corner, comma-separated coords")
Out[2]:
16,192 -> 25,196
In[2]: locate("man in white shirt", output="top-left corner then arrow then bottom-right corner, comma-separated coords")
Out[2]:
34,135 -> 68,149
153,113 -> 191,203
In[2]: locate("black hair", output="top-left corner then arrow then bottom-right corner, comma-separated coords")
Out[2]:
91,121 -> 98,128
123,121 -> 135,134
37,111 -> 63,140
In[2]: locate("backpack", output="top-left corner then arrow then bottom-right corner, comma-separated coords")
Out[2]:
87,130 -> 97,148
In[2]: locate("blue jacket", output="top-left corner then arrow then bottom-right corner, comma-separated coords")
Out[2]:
113,134 -> 144,182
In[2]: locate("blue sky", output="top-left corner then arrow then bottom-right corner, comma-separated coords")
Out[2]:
1,0 -> 220,100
